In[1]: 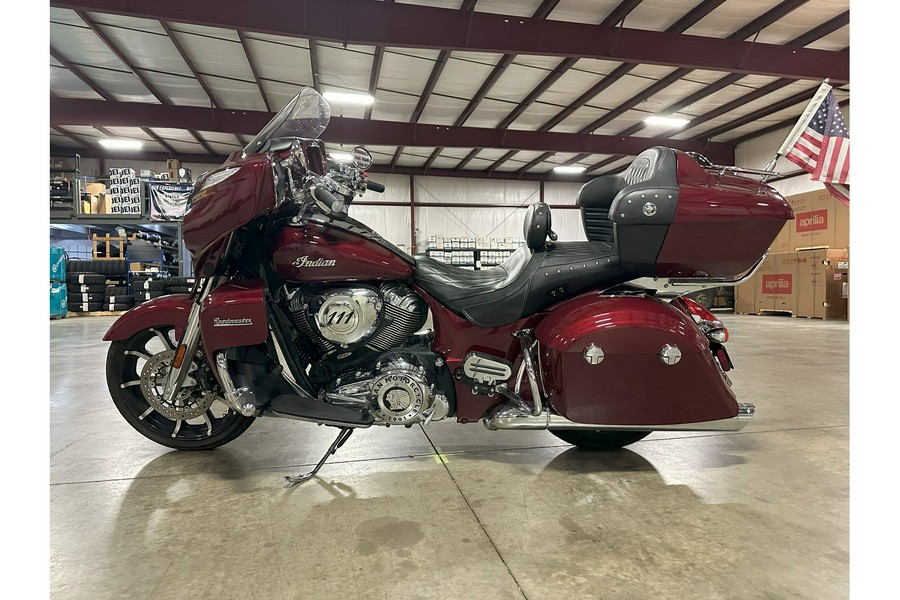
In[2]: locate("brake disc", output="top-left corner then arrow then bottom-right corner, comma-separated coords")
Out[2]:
139,350 -> 216,420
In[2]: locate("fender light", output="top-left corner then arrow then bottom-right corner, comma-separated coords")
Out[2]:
676,296 -> 729,343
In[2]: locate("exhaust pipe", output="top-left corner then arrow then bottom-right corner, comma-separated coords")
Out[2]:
483,402 -> 755,432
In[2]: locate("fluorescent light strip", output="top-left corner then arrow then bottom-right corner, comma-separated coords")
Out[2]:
553,165 -> 586,174
322,91 -> 375,106
329,152 -> 354,162
98,139 -> 143,150
644,115 -> 690,127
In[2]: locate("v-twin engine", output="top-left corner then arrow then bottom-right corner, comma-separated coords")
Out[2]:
289,282 -> 428,356
325,352 -> 450,426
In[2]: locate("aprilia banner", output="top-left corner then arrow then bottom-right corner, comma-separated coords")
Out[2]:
148,182 -> 193,221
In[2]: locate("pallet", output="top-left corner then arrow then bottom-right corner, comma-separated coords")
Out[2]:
66,311 -> 127,317
92,234 -> 137,260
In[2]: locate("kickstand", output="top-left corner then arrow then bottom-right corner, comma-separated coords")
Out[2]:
284,427 -> 354,487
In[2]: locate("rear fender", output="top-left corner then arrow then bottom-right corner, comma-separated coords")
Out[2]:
534,293 -> 738,426
102,294 -> 193,342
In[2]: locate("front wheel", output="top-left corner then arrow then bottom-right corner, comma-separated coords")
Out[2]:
106,325 -> 255,450
549,430 -> 651,450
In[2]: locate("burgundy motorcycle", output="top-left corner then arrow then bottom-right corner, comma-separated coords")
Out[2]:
104,87 -> 793,485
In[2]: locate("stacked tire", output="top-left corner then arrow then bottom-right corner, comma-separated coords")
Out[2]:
67,272 -> 105,313
131,275 -> 168,305
104,285 -> 135,312
165,277 -> 195,295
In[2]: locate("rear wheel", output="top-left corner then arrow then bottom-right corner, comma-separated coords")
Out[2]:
106,325 -> 254,450
549,429 -> 651,450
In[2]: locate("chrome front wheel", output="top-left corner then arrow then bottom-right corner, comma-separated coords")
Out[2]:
106,325 -> 254,450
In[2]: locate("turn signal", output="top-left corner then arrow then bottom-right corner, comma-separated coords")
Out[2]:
172,345 -> 187,369
708,328 -> 729,344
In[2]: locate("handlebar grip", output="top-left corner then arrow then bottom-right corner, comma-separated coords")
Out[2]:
313,185 -> 348,220
366,180 -> 385,193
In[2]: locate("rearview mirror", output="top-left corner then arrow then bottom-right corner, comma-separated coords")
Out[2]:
352,146 -> 374,170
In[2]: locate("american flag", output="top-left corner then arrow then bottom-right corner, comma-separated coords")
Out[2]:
784,88 -> 850,205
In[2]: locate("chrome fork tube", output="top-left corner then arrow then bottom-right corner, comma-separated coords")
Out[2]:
162,277 -> 218,403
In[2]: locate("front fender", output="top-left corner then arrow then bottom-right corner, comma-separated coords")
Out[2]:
102,294 -> 193,342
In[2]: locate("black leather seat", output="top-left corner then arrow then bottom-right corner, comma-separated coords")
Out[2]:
414,204 -> 630,327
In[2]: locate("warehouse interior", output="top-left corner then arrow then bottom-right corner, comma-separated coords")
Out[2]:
34,0 -> 890,598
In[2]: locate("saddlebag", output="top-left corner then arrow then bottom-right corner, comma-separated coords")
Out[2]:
534,293 -> 739,426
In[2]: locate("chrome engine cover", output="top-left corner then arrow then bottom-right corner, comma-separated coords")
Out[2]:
326,354 -> 447,425
314,288 -> 382,347
371,358 -> 431,424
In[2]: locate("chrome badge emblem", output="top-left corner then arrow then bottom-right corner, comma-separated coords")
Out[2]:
582,343 -> 605,365
642,202 -> 657,217
212,317 -> 253,327
658,344 -> 682,365
293,255 -> 336,268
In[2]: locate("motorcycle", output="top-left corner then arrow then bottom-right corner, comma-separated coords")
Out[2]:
103,87 -> 793,485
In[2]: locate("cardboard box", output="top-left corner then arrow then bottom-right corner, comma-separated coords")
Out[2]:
734,280 -> 756,314
95,193 -> 111,214
795,248 -> 849,319
85,182 -> 106,196
777,188 -> 849,251
755,252 -> 801,314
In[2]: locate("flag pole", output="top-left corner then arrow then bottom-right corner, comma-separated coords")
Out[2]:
763,79 -> 833,172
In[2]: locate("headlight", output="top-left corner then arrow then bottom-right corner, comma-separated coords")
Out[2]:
197,166 -> 241,193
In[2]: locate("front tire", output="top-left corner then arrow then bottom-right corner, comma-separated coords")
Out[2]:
106,325 -> 254,450
549,430 -> 651,450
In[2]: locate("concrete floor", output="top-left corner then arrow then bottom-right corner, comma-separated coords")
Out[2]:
50,313 -> 848,600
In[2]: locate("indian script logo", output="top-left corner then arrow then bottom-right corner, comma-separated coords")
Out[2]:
293,255 -> 337,268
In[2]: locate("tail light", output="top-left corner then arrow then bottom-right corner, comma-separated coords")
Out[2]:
673,296 -> 729,343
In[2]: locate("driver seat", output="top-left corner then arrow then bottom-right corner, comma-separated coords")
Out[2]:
413,203 -> 627,327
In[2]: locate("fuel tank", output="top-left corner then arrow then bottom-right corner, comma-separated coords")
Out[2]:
272,220 -> 414,282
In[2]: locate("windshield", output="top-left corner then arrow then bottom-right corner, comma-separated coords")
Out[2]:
243,87 -> 331,154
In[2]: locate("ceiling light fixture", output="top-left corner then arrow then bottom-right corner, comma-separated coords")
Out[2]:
644,115 -> 691,127
553,165 -> 586,174
322,91 -> 375,105
329,152 -> 354,162
98,139 -> 143,150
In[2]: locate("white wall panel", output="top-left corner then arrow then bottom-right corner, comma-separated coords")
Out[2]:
348,205 -> 411,251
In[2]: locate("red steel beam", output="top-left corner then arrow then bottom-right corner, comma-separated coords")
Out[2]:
309,41 -> 320,91
581,10 -> 849,172
728,98 -> 849,146
75,10 -> 171,105
470,0 -> 644,171
692,85 -> 824,141
427,0 -> 564,168
50,97 -> 735,162
140,127 -> 178,156
365,46 -> 385,121
500,0 -> 724,173
49,144 -> 593,182
50,46 -> 113,100
49,0 -> 849,82
161,21 -> 220,107
394,0 -> 475,168
51,126 -> 95,149
237,30 -> 272,112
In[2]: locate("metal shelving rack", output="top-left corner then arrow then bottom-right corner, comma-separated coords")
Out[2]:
50,154 -> 82,218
